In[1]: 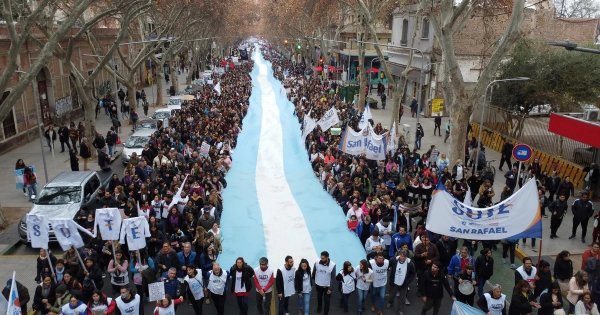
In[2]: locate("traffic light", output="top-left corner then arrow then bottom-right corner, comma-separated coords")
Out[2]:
297,43 -> 301,50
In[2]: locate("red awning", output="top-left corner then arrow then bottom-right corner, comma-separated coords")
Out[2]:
366,67 -> 379,73
548,113 -> 600,148
314,66 -> 323,72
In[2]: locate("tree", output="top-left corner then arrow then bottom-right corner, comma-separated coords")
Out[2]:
417,0 -> 527,163
0,0 -> 95,124
492,38 -> 600,137
555,0 -> 600,18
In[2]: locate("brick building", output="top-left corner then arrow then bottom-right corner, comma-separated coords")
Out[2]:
0,26 -> 132,152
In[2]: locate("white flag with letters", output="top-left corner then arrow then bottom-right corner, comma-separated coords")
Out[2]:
50,219 -> 88,250
317,107 -> 340,132
119,216 -> 151,251
358,105 -> 372,129
94,208 -> 122,240
214,82 -> 221,96
26,214 -> 49,249
302,113 -> 318,143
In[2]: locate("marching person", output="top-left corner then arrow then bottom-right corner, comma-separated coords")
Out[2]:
335,261 -> 356,315
312,251 -> 336,315
387,250 -> 415,314
569,191 -> 595,243
369,252 -> 389,315
294,259 -> 313,315
114,285 -> 142,315
550,194 -> 569,239
184,265 -> 205,315
419,261 -> 455,315
477,284 -> 507,315
253,257 -> 275,315
207,262 -> 228,315
229,257 -> 254,315
514,257 -> 538,290
276,256 -> 296,315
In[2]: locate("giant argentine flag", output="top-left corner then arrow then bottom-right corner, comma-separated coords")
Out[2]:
426,179 -> 542,240
218,46 -> 365,267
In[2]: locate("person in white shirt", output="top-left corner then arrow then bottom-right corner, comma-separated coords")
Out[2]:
387,250 -> 416,314
276,256 -> 296,315
60,295 -> 87,315
253,257 -> 275,315
294,259 -> 313,315
365,229 -> 383,258
312,251 -> 336,315
575,292 -> 600,315
207,262 -> 228,315
346,203 -> 363,222
115,286 -> 141,315
375,219 -> 393,253
183,266 -> 205,315
369,252 -> 390,314
477,284 -> 507,315
335,261 -> 356,314
355,259 -> 373,314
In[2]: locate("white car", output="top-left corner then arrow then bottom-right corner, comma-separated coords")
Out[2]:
122,129 -> 155,165
152,108 -> 172,127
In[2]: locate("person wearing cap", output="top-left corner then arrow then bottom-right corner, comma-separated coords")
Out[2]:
549,194 -> 569,239
569,191 -> 595,243
253,257 -> 274,315
477,284 -> 506,315
312,251 -> 336,315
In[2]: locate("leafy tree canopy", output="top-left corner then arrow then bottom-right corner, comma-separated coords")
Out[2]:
492,39 -> 600,114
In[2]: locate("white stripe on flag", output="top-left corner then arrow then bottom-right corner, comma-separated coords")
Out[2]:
254,53 -> 318,266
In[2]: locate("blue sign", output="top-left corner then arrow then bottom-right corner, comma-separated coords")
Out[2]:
512,143 -> 533,162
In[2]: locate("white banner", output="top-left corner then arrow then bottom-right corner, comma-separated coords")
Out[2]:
50,219 -> 88,250
317,107 -> 340,132
426,179 -> 542,240
337,125 -> 387,160
214,82 -> 222,96
387,122 -> 397,153
26,214 -> 49,249
148,282 -> 166,301
302,113 -> 317,142
358,105 -> 372,129
94,208 -> 122,240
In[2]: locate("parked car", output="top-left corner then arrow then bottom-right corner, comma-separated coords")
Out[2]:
137,118 -> 162,130
18,171 -> 112,243
151,108 -> 172,127
574,146 -> 595,165
122,129 -> 155,165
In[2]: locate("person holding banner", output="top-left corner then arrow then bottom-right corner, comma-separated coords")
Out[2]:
36,249 -> 57,283
108,251 -> 130,295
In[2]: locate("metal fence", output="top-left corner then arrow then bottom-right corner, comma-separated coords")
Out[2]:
478,105 -> 589,166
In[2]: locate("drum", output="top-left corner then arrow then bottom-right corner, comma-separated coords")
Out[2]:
458,280 -> 474,295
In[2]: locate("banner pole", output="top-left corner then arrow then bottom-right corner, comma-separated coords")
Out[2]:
73,245 -> 88,273
536,239 -> 543,269
515,161 -> 523,194
46,248 -> 56,283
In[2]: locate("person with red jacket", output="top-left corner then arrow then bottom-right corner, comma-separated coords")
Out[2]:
153,295 -> 183,315
253,257 -> 274,315
87,289 -> 116,315
581,242 -> 600,271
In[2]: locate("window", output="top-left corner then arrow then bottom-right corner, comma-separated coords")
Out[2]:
1,91 -> 16,139
422,18 -> 430,39
401,19 -> 409,46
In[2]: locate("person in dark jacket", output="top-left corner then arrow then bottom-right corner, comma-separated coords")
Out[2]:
538,281 -> 563,315
499,140 -> 513,171
36,248 -> 57,283
229,257 -> 254,315
419,261 -> 454,315
387,250 -> 415,312
79,137 -> 92,171
557,176 -> 575,200
569,191 -> 595,243
32,276 -> 56,315
69,148 -> 79,171
92,132 -> 106,154
44,124 -> 57,151
155,242 -> 179,278
98,148 -> 111,171
475,248 -> 494,298
57,122 -> 71,153
533,260 -> 553,299
435,235 -> 456,269
2,278 -> 30,315
508,280 -> 539,315
550,194 -> 569,239
504,167 -> 518,193
81,257 -> 104,302
554,250 -> 573,294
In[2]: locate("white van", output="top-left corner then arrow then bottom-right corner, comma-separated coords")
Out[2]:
122,129 -> 155,165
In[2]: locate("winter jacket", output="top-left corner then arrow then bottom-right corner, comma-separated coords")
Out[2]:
388,256 -> 415,287
228,264 -> 254,294
553,258 -> 573,281
475,255 -> 494,280
418,269 -> 453,299
508,291 -> 533,315
447,253 -> 475,278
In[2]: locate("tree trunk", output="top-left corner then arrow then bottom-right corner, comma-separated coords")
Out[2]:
449,96 -> 472,165
170,56 -> 178,94
72,79 -> 97,158
155,70 -> 164,107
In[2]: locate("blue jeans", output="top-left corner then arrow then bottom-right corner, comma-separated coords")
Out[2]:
297,292 -> 310,315
108,144 -> 114,157
357,289 -> 369,312
371,286 -> 386,312
27,184 -> 37,201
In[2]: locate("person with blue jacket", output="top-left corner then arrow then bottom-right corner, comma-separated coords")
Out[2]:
177,242 -> 198,277
389,226 -> 413,257
447,246 -> 475,298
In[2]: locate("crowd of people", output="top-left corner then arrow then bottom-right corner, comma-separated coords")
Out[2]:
6,43 -> 600,315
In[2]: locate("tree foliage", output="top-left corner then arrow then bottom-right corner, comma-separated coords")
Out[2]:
493,39 -> 600,113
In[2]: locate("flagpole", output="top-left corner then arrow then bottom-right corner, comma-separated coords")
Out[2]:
46,248 -> 56,283
536,239 -> 543,269
73,246 -> 88,273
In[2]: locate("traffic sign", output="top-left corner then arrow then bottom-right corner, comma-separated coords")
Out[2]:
512,143 -> 533,162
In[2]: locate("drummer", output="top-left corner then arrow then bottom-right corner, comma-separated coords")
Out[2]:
455,265 -> 477,306
447,246 -> 475,297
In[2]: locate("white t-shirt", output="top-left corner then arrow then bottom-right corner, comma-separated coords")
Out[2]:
314,261 -> 335,287
115,294 -> 141,315
254,267 -> 274,293
338,271 -> 356,294
393,258 -> 411,286
119,217 -> 150,251
369,259 -> 389,288
484,293 -> 506,315
279,266 -> 296,297
207,270 -> 228,295
184,269 -> 204,300
355,267 -> 373,291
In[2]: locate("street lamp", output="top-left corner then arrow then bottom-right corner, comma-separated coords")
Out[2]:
16,70 -> 49,183
548,41 -> 600,54
474,77 -> 530,172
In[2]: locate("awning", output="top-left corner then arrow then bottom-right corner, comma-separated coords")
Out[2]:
548,113 -> 600,148
385,62 -> 422,83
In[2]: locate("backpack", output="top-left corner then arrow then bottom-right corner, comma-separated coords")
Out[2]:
586,256 -> 599,275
